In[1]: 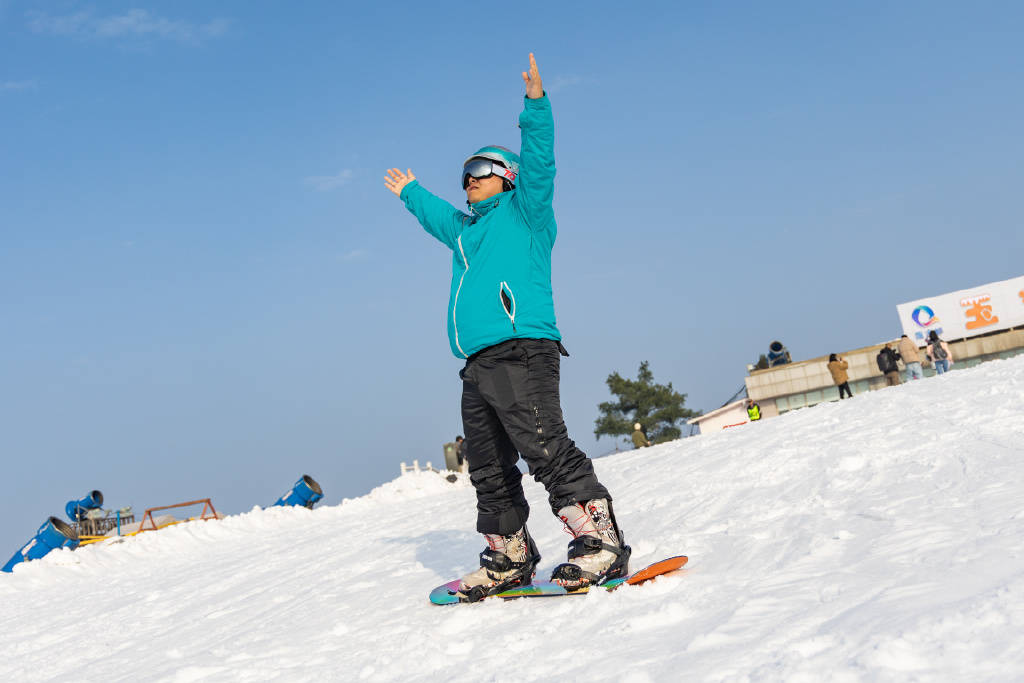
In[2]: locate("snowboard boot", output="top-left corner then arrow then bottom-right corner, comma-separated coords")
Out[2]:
457,526 -> 541,603
550,499 -> 631,591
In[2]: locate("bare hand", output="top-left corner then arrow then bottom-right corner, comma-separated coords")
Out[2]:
384,168 -> 416,196
522,53 -> 543,99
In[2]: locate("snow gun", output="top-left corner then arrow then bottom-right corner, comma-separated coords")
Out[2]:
767,341 -> 792,367
273,475 -> 323,509
2,517 -> 80,573
65,490 -> 104,522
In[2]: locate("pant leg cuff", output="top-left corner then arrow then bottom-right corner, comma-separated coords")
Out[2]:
476,506 -> 530,535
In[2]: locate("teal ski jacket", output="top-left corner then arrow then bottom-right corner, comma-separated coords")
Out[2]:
400,94 -> 561,359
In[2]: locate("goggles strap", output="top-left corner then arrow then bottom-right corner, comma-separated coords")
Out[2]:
491,163 -> 517,184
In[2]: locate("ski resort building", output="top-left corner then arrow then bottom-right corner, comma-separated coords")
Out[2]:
744,328 -> 1018,417
690,275 -> 1024,433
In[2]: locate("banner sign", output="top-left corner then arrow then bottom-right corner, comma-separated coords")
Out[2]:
896,275 -> 1024,343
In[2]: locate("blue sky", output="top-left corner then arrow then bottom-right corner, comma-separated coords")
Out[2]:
2,1 -> 1022,555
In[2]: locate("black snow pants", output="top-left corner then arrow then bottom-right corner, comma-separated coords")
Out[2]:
460,338 -> 610,535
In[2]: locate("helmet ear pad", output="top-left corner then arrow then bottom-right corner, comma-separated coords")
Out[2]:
502,178 -> 514,192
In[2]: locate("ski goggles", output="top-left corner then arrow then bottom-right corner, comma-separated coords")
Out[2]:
462,159 -> 518,189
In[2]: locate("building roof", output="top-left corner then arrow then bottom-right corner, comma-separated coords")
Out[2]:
687,398 -> 749,425
747,339 -> 903,378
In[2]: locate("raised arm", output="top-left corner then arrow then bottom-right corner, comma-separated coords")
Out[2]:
385,168 -> 466,250
514,54 -> 556,237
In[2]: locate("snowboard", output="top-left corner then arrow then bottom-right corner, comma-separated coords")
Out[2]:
429,555 -> 687,605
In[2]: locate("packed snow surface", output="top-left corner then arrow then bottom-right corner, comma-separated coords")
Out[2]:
3,356 -> 1024,682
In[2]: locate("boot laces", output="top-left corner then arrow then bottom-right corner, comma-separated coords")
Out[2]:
559,500 -> 617,547
485,528 -> 528,562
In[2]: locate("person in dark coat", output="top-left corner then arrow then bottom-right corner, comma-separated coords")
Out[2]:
876,345 -> 902,387
455,435 -> 467,470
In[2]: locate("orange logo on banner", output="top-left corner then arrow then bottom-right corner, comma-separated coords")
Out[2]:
1020,290 -> 1024,304
960,295 -> 999,330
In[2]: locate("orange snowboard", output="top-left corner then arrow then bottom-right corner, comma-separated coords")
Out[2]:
625,555 -> 689,585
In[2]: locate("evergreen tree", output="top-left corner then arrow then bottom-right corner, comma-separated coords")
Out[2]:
594,361 -> 698,445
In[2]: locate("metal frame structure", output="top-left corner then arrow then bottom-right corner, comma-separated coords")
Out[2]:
138,499 -> 219,533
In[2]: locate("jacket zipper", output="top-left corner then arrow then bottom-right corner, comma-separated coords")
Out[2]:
453,236 -> 469,358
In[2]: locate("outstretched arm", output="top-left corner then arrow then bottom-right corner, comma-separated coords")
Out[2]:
385,167 -> 466,249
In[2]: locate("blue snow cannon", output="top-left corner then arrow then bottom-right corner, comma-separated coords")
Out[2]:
2,517 -> 80,573
273,475 -> 323,509
65,490 -> 104,521
767,341 -> 792,367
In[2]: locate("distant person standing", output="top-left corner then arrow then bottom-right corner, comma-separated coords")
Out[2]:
631,423 -> 651,449
876,344 -> 902,387
898,334 -> 924,380
926,330 -> 954,375
442,437 -> 467,472
828,353 -> 853,399
746,399 -> 761,421
455,435 -> 468,473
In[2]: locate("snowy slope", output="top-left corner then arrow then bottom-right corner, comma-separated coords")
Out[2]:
3,356 -> 1024,682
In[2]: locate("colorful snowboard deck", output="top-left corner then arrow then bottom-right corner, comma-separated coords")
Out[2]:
429,555 -> 687,605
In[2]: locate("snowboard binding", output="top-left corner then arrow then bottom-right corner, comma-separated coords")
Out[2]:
550,537 -> 631,591
459,528 -> 541,603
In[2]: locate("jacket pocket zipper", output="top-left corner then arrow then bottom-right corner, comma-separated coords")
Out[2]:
499,281 -> 517,332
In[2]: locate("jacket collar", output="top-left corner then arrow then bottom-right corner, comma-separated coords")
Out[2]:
468,190 -> 512,218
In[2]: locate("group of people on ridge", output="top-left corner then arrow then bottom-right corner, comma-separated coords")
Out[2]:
828,330 -> 954,399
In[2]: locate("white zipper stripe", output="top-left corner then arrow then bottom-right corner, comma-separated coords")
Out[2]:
453,236 -> 469,358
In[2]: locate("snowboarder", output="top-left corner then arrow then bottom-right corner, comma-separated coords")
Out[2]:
384,54 -> 628,601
